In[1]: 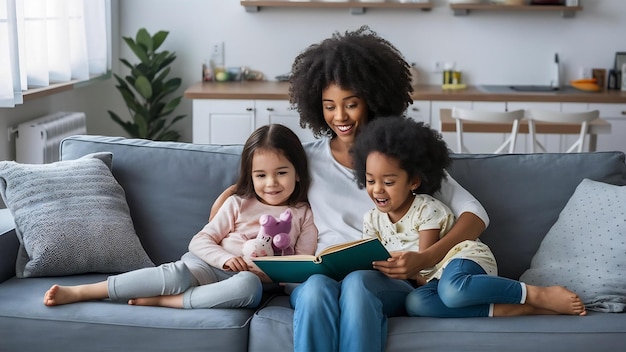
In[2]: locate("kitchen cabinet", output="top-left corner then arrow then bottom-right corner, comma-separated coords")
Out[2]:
192,99 -> 315,144
240,1 -> 433,14
185,82 -> 626,152
192,99 -> 255,145
255,100 -> 316,143
406,100 -> 431,126
450,4 -> 582,18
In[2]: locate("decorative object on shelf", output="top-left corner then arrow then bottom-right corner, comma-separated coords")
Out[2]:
108,28 -> 186,141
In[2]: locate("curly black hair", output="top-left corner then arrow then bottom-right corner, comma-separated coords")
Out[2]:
351,116 -> 451,196
289,25 -> 413,138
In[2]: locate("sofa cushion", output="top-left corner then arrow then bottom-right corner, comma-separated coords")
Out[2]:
0,153 -> 154,278
519,178 -> 626,312
0,274 -> 254,352
60,136 -> 244,265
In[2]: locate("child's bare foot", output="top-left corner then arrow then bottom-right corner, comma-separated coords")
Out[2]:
44,285 -> 80,306
128,294 -> 184,309
527,285 -> 586,316
43,281 -> 109,306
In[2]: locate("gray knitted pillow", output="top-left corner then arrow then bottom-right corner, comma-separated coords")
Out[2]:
0,153 -> 154,278
519,178 -> 626,312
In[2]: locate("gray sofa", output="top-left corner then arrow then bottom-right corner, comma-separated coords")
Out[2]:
1,135 -> 626,352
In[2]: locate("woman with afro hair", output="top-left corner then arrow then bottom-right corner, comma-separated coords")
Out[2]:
210,26 -> 490,351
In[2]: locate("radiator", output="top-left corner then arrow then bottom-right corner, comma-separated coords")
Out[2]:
15,112 -> 87,164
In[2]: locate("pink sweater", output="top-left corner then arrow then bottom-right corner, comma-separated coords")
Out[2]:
188,195 -> 317,273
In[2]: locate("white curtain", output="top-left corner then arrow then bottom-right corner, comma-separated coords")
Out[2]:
0,0 -> 109,107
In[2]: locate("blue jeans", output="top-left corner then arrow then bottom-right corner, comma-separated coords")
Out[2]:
406,258 -> 524,318
290,271 -> 413,352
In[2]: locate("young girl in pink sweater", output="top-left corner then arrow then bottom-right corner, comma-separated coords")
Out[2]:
44,124 -> 317,309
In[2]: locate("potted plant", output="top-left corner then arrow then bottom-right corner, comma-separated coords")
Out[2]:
108,28 -> 185,141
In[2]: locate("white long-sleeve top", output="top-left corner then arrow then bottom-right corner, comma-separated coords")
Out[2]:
304,138 -> 489,254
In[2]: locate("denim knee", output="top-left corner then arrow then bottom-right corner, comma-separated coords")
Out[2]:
291,274 -> 339,310
406,288 -> 428,316
341,270 -> 378,294
438,274 -> 470,308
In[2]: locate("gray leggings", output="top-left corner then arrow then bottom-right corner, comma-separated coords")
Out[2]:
107,252 -> 262,309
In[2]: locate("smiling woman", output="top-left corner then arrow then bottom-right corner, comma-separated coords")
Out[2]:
0,0 -> 111,108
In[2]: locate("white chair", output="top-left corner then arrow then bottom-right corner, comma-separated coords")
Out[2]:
451,107 -> 524,154
526,109 -> 600,153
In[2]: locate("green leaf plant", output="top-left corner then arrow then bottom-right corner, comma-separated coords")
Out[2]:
108,28 -> 186,141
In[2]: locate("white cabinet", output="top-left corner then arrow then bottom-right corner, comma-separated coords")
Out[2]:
192,99 -> 314,144
255,100 -> 316,143
589,103 -> 626,154
406,100 -> 431,126
192,99 -> 255,144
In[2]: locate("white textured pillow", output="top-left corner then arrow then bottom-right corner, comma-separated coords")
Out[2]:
0,153 -> 154,278
519,178 -> 626,312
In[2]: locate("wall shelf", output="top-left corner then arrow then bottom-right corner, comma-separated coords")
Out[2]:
450,4 -> 583,18
240,1 -> 433,15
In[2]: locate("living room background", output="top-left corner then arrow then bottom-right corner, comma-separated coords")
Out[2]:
0,0 -> 624,161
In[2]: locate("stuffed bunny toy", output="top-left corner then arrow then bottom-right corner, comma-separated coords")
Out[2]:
242,208 -> 294,258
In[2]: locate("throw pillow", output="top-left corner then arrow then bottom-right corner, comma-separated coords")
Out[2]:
0,153 -> 154,278
519,178 -> 626,312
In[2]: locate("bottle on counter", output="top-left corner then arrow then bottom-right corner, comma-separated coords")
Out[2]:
622,63 -> 626,91
608,69 -> 619,90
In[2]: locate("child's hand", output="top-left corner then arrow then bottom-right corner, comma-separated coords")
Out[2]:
224,256 -> 249,272
373,251 -> 424,280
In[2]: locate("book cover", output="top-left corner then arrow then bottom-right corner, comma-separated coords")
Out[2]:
252,238 -> 390,283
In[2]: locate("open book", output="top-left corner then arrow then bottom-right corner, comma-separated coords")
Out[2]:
252,238 -> 391,283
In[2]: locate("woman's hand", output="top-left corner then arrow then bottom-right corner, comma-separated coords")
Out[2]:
224,256 -> 249,272
209,184 -> 236,221
372,251 -> 427,280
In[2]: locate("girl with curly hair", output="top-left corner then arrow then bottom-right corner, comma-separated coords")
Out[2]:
352,117 -> 584,322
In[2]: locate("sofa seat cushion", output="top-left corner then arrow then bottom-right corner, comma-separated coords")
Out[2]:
0,275 -> 254,352
248,295 -> 626,352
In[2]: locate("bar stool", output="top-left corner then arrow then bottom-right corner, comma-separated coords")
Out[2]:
451,107 -> 524,154
526,109 -> 600,153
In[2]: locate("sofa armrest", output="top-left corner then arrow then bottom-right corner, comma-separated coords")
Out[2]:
0,208 -> 18,283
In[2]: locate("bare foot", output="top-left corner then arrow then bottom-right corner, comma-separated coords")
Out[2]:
44,285 -> 80,306
43,281 -> 109,306
526,285 -> 586,316
128,294 -> 184,309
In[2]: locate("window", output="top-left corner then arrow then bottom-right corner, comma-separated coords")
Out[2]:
0,0 -> 110,107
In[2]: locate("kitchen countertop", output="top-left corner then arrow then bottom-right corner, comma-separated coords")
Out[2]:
184,81 -> 626,104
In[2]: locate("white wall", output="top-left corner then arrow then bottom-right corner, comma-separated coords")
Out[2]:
1,0 -> 624,160
118,0 -> 626,142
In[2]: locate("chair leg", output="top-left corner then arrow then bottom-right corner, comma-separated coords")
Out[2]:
456,119 -> 464,153
528,120 -> 536,153
567,121 -> 589,153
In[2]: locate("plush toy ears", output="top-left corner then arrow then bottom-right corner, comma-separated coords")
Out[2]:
280,208 -> 293,222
